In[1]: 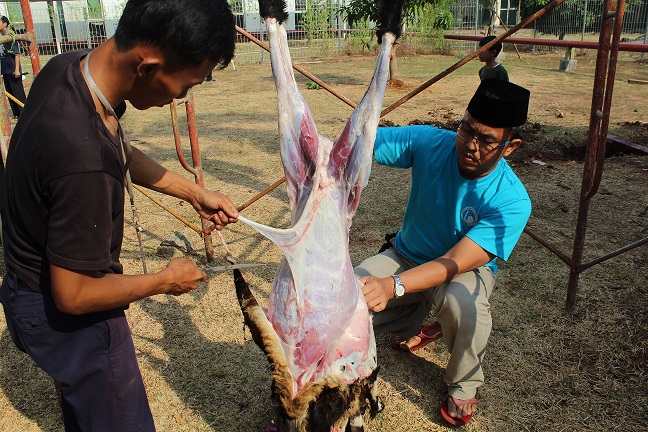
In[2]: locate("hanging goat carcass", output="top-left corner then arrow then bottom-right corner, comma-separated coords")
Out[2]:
234,1 -> 405,430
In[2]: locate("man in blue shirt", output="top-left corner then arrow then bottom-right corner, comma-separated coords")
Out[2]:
356,79 -> 531,426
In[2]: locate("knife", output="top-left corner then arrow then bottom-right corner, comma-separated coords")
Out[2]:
201,263 -> 266,274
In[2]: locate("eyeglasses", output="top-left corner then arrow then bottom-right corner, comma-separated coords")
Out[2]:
456,120 -> 510,151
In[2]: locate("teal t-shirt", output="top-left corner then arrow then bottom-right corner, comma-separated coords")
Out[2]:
374,125 -> 531,274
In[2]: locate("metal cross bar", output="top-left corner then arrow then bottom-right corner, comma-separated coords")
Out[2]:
443,35 -> 648,52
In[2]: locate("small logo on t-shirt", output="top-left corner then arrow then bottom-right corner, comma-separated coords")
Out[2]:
461,207 -> 478,227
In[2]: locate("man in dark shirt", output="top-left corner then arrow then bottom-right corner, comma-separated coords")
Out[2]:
0,0 -> 237,430
0,16 -> 27,118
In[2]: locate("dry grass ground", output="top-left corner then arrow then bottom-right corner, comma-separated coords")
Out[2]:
0,48 -> 646,431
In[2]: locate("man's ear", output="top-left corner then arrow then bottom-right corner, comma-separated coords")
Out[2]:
135,57 -> 162,78
503,138 -> 522,156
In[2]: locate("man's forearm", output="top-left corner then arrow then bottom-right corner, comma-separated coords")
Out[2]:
398,237 -> 494,294
50,266 -> 171,315
398,259 -> 461,293
50,258 -> 206,315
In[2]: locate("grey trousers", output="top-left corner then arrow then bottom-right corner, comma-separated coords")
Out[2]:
354,246 -> 496,400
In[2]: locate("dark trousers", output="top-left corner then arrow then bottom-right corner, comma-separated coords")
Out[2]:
3,74 -> 26,117
0,272 -> 155,431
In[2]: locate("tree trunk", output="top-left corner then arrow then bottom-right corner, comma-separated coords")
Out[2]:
488,0 -> 497,35
388,45 -> 398,81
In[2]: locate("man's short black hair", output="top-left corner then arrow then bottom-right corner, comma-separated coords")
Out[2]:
114,0 -> 235,72
479,35 -> 502,57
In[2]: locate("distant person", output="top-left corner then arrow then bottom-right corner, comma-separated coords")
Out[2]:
478,35 -> 509,82
0,0 -> 237,430
0,16 -> 26,118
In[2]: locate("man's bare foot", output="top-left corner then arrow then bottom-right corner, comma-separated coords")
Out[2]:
390,334 -> 422,351
390,323 -> 443,352
440,395 -> 478,426
399,335 -> 422,350
447,395 -> 478,418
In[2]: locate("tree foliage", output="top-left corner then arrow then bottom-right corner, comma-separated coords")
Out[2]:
302,0 -> 332,43
414,0 -> 454,49
342,0 -> 453,30
521,0 -> 644,37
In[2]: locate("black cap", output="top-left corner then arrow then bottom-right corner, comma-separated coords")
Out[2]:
467,79 -> 530,128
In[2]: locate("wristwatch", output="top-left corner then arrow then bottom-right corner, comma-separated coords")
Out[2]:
392,274 -> 406,298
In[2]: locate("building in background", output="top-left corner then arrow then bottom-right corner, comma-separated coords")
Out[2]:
0,0 -> 125,55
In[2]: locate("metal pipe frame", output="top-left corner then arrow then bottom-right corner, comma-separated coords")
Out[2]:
169,92 -> 215,262
0,79 -> 11,163
566,0 -> 634,311
1,1 -> 37,162
230,0 -> 644,311
235,25 -> 357,109
444,34 -> 648,52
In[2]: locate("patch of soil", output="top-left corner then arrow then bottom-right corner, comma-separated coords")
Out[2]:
519,120 -> 648,162
613,121 -> 648,144
387,78 -> 407,89
379,107 -> 462,130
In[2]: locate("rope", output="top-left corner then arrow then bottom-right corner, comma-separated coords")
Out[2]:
132,184 -> 204,236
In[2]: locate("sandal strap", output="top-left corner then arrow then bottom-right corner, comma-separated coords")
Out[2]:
417,322 -> 443,340
450,396 -> 478,407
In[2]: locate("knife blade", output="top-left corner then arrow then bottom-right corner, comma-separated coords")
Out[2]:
201,263 -> 266,274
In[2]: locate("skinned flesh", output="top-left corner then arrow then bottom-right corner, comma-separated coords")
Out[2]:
239,18 -> 395,397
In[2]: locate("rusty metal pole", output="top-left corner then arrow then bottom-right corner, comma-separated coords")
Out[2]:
586,0 -> 626,201
184,91 -> 215,263
170,99 -> 198,176
566,0 -> 625,311
443,34 -> 648,52
19,0 -> 41,76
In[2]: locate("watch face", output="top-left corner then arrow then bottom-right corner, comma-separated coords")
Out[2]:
395,284 -> 405,297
